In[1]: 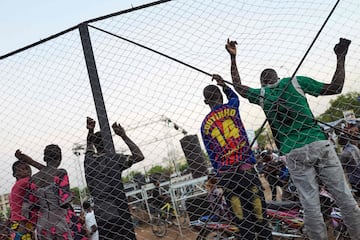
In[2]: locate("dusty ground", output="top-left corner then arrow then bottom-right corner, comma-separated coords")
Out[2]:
133,176 -> 339,240
135,224 -> 197,240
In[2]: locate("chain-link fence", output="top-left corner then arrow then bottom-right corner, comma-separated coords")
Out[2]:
1,0 -> 360,239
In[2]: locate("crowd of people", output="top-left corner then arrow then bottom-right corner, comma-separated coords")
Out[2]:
200,37 -> 360,240
0,146 -> 101,240
0,117 -> 144,240
1,37 -> 360,240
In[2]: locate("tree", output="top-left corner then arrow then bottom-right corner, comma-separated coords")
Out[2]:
71,187 -> 89,204
147,165 -> 172,176
255,124 -> 277,151
71,187 -> 81,204
317,92 -> 360,123
122,170 -> 143,183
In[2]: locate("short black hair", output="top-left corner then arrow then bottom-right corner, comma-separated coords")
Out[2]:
203,85 -> 221,101
82,201 -> 91,210
44,144 -> 62,162
12,161 -> 29,175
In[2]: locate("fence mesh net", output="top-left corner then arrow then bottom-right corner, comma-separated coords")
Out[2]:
1,0 -> 360,239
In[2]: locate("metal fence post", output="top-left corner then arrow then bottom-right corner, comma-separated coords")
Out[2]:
79,23 -> 115,154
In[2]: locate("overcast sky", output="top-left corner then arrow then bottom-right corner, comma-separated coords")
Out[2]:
0,0 -> 152,56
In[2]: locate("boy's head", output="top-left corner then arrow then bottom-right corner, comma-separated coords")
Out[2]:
153,180 -> 160,187
203,85 -> 223,108
260,150 -> 273,162
82,200 -> 91,211
260,68 -> 279,87
44,144 -> 62,167
12,161 -> 31,180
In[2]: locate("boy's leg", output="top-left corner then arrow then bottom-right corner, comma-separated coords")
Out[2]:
246,170 -> 273,240
286,143 -> 328,240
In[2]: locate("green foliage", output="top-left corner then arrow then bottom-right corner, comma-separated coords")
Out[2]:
255,128 -> 267,150
71,187 -> 89,204
254,127 -> 275,150
122,170 -> 143,183
71,187 -> 81,204
179,163 -> 188,172
0,207 -> 10,220
317,92 -> 360,122
147,165 -> 172,176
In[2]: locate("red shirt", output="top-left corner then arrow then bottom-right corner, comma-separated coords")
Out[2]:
9,177 -> 29,221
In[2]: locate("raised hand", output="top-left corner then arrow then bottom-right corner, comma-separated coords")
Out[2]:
225,38 -> 237,56
112,122 -> 126,138
86,117 -> 96,130
212,74 -> 226,87
334,38 -> 351,57
15,149 -> 23,160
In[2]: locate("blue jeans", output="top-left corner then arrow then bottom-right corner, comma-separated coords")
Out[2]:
286,140 -> 360,240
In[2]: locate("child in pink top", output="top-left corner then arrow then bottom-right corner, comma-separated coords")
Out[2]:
9,161 -> 34,239
8,150 -> 45,240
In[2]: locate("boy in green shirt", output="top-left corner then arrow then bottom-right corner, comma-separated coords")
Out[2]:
220,37 -> 360,240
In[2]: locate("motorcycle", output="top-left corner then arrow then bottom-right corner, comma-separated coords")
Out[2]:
330,207 -> 351,240
191,200 -> 306,240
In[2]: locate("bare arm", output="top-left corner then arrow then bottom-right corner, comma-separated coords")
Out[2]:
15,149 -> 45,170
320,38 -> 351,95
112,122 -> 144,164
226,39 -> 250,98
86,117 -> 96,153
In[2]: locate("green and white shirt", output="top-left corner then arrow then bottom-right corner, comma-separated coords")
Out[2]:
247,76 -> 327,154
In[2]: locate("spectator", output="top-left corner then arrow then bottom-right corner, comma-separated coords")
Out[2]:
22,144 -> 73,240
85,117 -> 144,240
201,77 -> 273,239
225,37 -> 360,240
338,126 -> 360,198
67,205 -> 88,240
8,150 -> 45,240
82,201 -> 98,240
149,180 -> 170,212
259,150 -> 288,201
205,176 -> 229,220
9,161 -> 35,240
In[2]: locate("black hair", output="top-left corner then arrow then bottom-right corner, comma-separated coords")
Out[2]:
203,85 -> 221,100
44,144 -> 62,163
82,200 -> 91,210
203,85 -> 223,108
260,68 -> 277,79
12,161 -> 29,175
260,68 -> 279,86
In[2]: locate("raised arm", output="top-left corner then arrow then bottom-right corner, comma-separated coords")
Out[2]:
212,74 -> 238,101
320,38 -> 351,95
112,122 -> 144,164
15,149 -> 45,170
86,116 -> 96,153
226,39 -> 250,98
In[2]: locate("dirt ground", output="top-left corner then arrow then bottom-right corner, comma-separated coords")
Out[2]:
135,224 -> 197,240
133,176 -> 339,240
132,176 -> 274,240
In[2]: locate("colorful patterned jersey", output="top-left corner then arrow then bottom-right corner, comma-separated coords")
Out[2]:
201,86 -> 255,173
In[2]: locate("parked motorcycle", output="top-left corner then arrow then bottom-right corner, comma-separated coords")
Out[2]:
191,200 -> 306,240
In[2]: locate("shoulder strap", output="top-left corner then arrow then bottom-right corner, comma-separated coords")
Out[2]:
260,87 -> 265,108
291,77 -> 305,97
